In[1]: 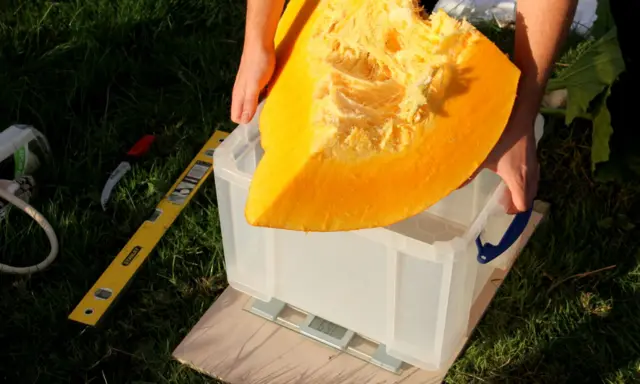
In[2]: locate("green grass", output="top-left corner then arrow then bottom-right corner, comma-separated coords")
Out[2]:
0,0 -> 239,382
1,1 -> 639,383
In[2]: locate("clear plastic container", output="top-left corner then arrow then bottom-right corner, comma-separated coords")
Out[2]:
213,103 -> 544,370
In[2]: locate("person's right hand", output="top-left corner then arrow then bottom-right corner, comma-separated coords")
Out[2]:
231,46 -> 276,124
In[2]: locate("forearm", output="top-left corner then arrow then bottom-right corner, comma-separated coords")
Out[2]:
244,0 -> 286,52
514,0 -> 578,117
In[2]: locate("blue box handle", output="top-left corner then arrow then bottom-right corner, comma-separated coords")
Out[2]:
476,207 -> 532,264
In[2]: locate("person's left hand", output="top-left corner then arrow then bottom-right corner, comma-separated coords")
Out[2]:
462,106 -> 540,214
485,122 -> 540,214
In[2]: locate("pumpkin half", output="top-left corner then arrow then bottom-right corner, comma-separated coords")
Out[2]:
245,0 -> 520,232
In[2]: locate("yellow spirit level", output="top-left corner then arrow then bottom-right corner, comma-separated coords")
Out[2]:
69,130 -> 229,326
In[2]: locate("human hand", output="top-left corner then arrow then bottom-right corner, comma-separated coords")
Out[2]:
483,108 -> 540,214
231,46 -> 276,124
458,104 -> 540,214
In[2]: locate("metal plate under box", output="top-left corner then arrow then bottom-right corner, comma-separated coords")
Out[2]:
248,297 -> 406,374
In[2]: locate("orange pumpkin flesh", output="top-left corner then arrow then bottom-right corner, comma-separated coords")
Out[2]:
245,0 -> 520,232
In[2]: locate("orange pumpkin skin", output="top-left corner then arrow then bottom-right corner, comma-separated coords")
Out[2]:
245,0 -> 520,232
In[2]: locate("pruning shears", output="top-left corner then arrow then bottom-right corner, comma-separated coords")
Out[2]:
100,134 -> 155,211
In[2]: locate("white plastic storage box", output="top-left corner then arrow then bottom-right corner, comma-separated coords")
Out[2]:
213,103 -> 544,371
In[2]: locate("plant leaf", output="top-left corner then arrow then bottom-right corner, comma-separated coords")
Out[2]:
547,28 -> 625,126
591,86 -> 613,171
590,0 -> 614,39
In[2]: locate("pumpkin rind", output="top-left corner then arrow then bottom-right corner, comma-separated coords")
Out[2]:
245,0 -> 520,232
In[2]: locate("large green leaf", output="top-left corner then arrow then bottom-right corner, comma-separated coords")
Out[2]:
591,86 -> 613,171
547,28 -> 625,126
590,0 -> 614,39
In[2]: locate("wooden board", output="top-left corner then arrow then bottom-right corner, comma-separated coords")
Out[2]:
173,201 -> 550,384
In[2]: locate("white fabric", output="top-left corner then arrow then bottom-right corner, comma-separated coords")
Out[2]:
434,0 -> 599,34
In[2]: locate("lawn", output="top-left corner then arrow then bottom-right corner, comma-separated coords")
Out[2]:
1,1 -> 640,383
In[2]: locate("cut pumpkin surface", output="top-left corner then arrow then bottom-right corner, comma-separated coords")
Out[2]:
245,0 -> 520,232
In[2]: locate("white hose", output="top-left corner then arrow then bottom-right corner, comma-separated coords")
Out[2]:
0,186 -> 59,274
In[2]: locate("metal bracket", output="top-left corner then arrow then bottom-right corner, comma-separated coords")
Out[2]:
250,296 -> 286,321
371,344 -> 403,372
